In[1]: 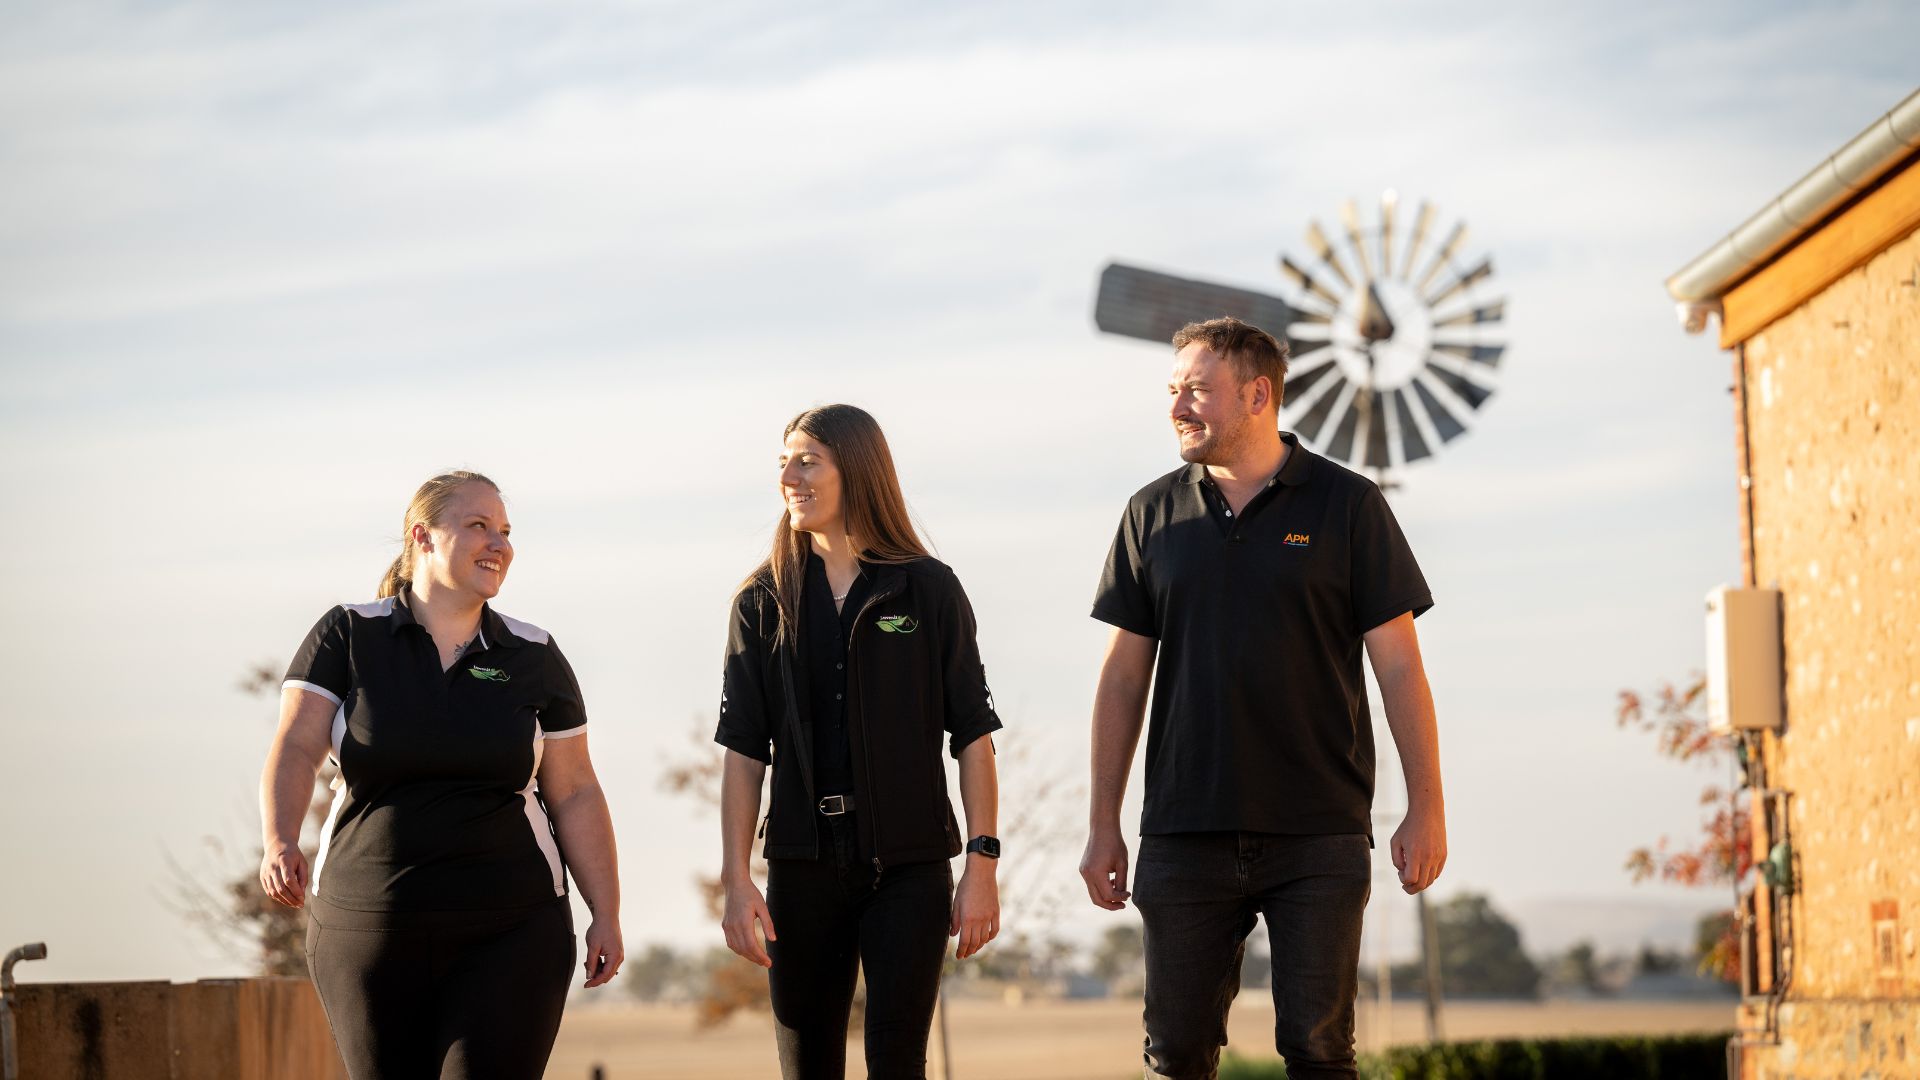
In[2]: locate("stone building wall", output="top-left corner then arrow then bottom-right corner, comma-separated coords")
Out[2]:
1738,223 -> 1920,1078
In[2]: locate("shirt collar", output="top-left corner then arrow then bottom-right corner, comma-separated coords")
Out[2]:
1181,432 -> 1313,488
389,588 -> 518,650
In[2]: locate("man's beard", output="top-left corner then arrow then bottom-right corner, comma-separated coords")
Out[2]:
1178,417 -> 1251,464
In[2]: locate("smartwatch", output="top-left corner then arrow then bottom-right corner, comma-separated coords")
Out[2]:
965,835 -> 1001,859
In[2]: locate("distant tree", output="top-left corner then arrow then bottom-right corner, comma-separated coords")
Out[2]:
658,725 -> 774,1027
1090,924 -> 1143,982
167,662 -> 333,976
1543,940 -> 1605,996
1635,943 -> 1683,976
623,943 -> 692,1003
1617,674 -> 1747,982
1393,891 -> 1540,998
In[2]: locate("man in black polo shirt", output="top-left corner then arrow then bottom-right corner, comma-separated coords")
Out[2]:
1080,317 -> 1445,1080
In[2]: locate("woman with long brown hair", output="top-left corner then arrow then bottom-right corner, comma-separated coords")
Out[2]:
714,405 -> 1004,1079
260,471 -> 622,1079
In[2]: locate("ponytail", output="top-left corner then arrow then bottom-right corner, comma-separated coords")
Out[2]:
376,552 -> 412,599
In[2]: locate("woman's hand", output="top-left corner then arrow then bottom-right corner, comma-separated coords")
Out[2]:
722,878 -> 777,968
581,917 -> 625,988
259,843 -> 310,908
950,862 -> 999,960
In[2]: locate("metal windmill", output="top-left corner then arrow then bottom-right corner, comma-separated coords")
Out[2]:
1094,191 -> 1506,486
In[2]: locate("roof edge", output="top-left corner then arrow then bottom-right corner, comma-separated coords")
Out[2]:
1666,87 -> 1920,306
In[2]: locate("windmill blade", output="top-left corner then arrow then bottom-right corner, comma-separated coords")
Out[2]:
1326,386 -> 1367,463
1426,256 -> 1494,309
1432,342 -> 1506,367
1293,371 -> 1354,444
1304,221 -> 1356,290
1432,298 -> 1505,328
1391,388 -> 1434,462
1379,190 -> 1398,282
1280,351 -> 1341,404
1399,201 -> 1435,280
1339,199 -> 1375,281
1414,222 -> 1468,292
1411,378 -> 1468,443
1279,255 -> 1345,310
1094,263 -> 1299,349
1422,360 -> 1494,411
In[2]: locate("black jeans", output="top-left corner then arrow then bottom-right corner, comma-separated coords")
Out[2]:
765,813 -> 953,1080
1133,832 -> 1371,1080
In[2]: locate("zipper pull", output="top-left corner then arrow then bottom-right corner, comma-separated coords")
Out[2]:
872,857 -> 885,883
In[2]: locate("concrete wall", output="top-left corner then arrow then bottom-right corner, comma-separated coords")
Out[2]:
1738,223 -> 1920,1078
11,977 -> 345,1080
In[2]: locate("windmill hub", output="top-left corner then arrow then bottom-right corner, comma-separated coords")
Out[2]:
1333,277 -> 1433,392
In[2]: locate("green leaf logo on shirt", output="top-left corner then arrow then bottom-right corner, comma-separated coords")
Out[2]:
469,666 -> 511,682
875,615 -> 919,634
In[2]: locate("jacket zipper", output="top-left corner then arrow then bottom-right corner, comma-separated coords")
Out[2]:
775,644 -> 820,859
846,575 -> 904,882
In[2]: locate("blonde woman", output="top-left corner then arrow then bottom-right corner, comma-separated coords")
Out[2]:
260,471 -> 621,1080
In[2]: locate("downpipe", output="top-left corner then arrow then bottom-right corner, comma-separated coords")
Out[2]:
2,942 -> 49,1080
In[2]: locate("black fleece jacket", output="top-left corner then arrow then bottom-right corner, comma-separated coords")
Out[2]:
715,557 -> 1003,868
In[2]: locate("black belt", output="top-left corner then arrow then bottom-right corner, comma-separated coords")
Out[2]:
817,794 -> 856,816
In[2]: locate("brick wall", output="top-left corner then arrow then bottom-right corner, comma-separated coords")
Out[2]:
1738,223 -> 1920,1078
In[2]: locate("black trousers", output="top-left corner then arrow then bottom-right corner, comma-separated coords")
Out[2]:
765,814 -> 953,1080
1133,833 -> 1372,1080
305,894 -> 574,1080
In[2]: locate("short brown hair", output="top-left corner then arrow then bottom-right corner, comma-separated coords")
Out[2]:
1172,317 -> 1290,405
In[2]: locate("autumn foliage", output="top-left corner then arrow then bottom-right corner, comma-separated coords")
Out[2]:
1616,674 -> 1747,981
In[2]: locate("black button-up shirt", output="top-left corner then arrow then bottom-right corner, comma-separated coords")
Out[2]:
1091,433 -> 1433,839
283,590 -> 588,912
802,554 -> 871,797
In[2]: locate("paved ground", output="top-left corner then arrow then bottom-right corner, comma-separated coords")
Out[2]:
545,997 -> 1736,1079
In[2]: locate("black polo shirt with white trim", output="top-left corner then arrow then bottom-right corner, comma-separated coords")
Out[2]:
1092,432 -> 1432,839
283,591 -> 587,912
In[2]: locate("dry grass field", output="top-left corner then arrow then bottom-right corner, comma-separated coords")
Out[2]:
544,997 -> 1735,1079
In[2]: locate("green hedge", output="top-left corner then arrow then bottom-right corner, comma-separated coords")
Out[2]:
1216,1032 -> 1733,1080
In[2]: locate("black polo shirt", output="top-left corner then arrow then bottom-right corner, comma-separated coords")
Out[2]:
801,554 -> 871,798
1091,432 -> 1432,839
282,591 -> 588,912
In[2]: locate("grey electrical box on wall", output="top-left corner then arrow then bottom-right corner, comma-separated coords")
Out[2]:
1705,585 -> 1783,732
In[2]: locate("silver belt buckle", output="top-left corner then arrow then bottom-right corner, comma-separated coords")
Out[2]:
818,795 -> 849,816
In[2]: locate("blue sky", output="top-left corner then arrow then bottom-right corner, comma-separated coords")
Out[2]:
2,1 -> 1916,982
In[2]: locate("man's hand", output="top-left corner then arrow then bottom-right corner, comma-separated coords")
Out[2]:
1390,807 -> 1447,894
1078,827 -> 1132,910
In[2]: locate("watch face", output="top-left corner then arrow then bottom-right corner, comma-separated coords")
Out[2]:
972,836 -> 1001,858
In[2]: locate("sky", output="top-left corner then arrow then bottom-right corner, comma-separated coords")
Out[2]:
2,1 -> 1916,985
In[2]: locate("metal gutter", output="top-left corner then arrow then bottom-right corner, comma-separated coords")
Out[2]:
1667,87 -> 1920,310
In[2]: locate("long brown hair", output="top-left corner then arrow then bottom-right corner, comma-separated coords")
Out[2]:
377,470 -> 501,599
743,405 -> 929,643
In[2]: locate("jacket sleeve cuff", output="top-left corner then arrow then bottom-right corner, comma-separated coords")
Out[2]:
948,714 -> 1004,759
714,727 -> 773,765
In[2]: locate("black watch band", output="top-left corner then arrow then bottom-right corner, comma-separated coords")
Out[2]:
965,835 -> 1001,859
